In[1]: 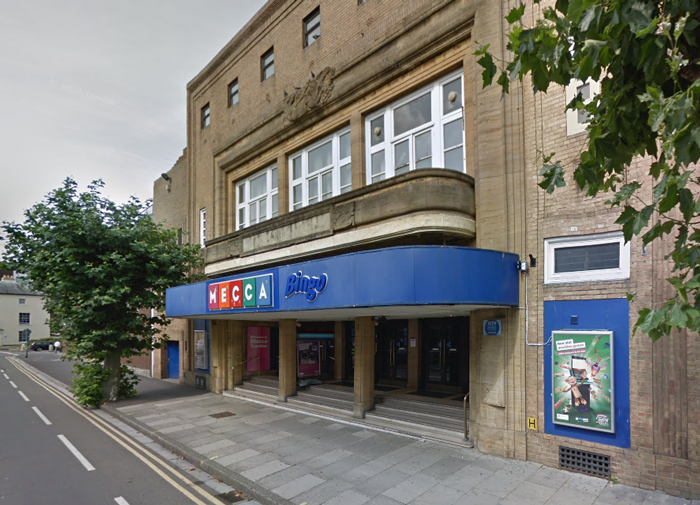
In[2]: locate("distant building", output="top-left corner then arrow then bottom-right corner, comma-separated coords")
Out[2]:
129,149 -> 190,379
0,277 -> 50,346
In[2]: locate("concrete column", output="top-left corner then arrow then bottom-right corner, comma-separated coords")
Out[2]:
210,320 -> 225,394
230,321 -> 245,388
353,317 -> 375,418
407,319 -> 422,389
334,321 -> 345,381
278,319 -> 297,401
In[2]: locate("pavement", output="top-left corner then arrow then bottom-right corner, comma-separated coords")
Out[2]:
8,351 -> 697,505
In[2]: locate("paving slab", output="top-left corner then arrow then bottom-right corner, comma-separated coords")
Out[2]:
92,380 -> 698,505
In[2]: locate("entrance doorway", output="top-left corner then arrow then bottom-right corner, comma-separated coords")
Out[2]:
376,319 -> 408,384
167,341 -> 180,379
423,318 -> 469,391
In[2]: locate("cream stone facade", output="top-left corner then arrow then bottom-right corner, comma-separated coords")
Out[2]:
155,0 -> 699,498
0,279 -> 50,346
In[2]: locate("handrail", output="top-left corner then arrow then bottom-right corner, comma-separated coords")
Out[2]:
463,393 -> 473,447
231,356 -> 261,390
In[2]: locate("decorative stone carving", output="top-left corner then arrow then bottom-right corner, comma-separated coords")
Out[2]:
284,67 -> 335,122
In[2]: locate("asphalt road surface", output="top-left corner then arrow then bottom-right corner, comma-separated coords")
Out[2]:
0,350 -> 230,505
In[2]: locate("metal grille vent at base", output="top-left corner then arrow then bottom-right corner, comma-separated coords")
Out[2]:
559,446 -> 610,477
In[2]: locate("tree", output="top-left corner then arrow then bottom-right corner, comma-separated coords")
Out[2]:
475,0 -> 700,340
1,179 -> 202,404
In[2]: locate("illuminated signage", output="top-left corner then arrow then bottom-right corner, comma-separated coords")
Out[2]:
208,274 -> 273,311
285,271 -> 328,302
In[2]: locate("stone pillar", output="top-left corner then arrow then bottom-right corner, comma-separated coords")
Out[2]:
278,319 -> 297,401
230,321 -> 246,389
407,319 -> 422,389
277,151 -> 289,216
210,320 -> 225,394
350,110 -> 365,191
353,317 -> 375,418
334,321 -> 345,381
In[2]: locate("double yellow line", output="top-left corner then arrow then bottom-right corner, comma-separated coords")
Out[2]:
8,357 -> 227,505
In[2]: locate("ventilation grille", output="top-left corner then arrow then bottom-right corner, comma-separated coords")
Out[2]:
559,446 -> 610,477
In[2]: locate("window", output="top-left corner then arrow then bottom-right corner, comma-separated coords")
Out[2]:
290,128 -> 351,210
18,329 -> 30,342
236,164 -> 278,229
18,298 -> 26,305
201,103 -> 211,129
228,79 -> 239,107
199,208 -> 207,247
261,48 -> 275,81
565,78 -> 600,136
544,232 -> 630,284
304,8 -> 321,47
19,312 -> 30,325
366,71 -> 464,184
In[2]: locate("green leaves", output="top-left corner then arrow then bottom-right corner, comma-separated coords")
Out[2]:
1,178 -> 203,366
476,0 -> 700,341
506,3 -> 526,24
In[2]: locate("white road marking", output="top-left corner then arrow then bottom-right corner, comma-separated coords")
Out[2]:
18,391 -> 29,401
58,435 -> 95,471
9,381 -> 17,388
3,373 -> 9,379
32,407 -> 52,425
114,497 -> 130,505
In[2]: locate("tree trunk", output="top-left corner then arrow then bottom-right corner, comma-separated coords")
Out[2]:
103,352 -> 120,402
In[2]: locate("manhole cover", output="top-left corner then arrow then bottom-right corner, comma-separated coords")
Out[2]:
209,411 -> 236,419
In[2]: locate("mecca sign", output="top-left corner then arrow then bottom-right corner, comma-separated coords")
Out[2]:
207,274 -> 274,311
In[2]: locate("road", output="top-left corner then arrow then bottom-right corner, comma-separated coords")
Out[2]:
0,350 -> 239,505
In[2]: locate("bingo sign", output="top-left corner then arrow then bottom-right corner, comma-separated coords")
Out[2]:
552,330 -> 614,433
207,274 -> 273,311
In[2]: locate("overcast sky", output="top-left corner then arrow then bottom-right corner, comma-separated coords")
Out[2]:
0,0 -> 265,232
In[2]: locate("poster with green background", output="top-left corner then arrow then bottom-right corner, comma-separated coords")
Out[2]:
552,331 -> 614,433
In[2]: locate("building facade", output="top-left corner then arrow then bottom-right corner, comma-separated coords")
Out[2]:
0,277 -> 50,346
156,0 -> 699,498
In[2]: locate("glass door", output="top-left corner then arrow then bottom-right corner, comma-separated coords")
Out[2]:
376,320 -> 408,383
423,319 -> 460,386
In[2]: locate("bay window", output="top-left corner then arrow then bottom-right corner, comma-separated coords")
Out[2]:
236,165 -> 278,229
366,71 -> 464,184
289,128 -> 351,210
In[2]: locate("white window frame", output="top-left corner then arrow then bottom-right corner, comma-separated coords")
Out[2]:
365,70 -> 464,185
236,164 -> 278,230
289,128 -> 352,211
19,312 -> 30,325
544,232 -> 630,284
199,208 -> 207,247
19,298 -> 26,305
565,78 -> 600,136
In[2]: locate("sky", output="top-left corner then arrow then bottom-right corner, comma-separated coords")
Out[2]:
0,0 -> 265,231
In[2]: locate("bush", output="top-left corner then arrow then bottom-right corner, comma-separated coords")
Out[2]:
118,365 -> 139,400
71,362 -> 141,407
71,362 -> 109,407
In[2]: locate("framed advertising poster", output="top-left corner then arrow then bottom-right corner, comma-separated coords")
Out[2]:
194,330 -> 208,370
297,341 -> 320,377
552,331 -> 614,433
247,327 -> 271,372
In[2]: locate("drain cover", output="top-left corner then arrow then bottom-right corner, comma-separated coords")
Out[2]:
209,411 -> 236,419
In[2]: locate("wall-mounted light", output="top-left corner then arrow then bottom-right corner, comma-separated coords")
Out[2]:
161,173 -> 172,192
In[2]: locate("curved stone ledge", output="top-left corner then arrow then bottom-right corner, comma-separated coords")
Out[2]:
205,170 -> 475,273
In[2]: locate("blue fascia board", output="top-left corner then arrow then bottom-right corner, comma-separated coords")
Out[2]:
166,246 -> 520,317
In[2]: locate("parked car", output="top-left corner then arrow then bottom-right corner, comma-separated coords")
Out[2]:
30,341 -> 51,351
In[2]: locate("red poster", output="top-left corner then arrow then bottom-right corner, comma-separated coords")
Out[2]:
247,327 -> 270,372
298,340 -> 321,377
